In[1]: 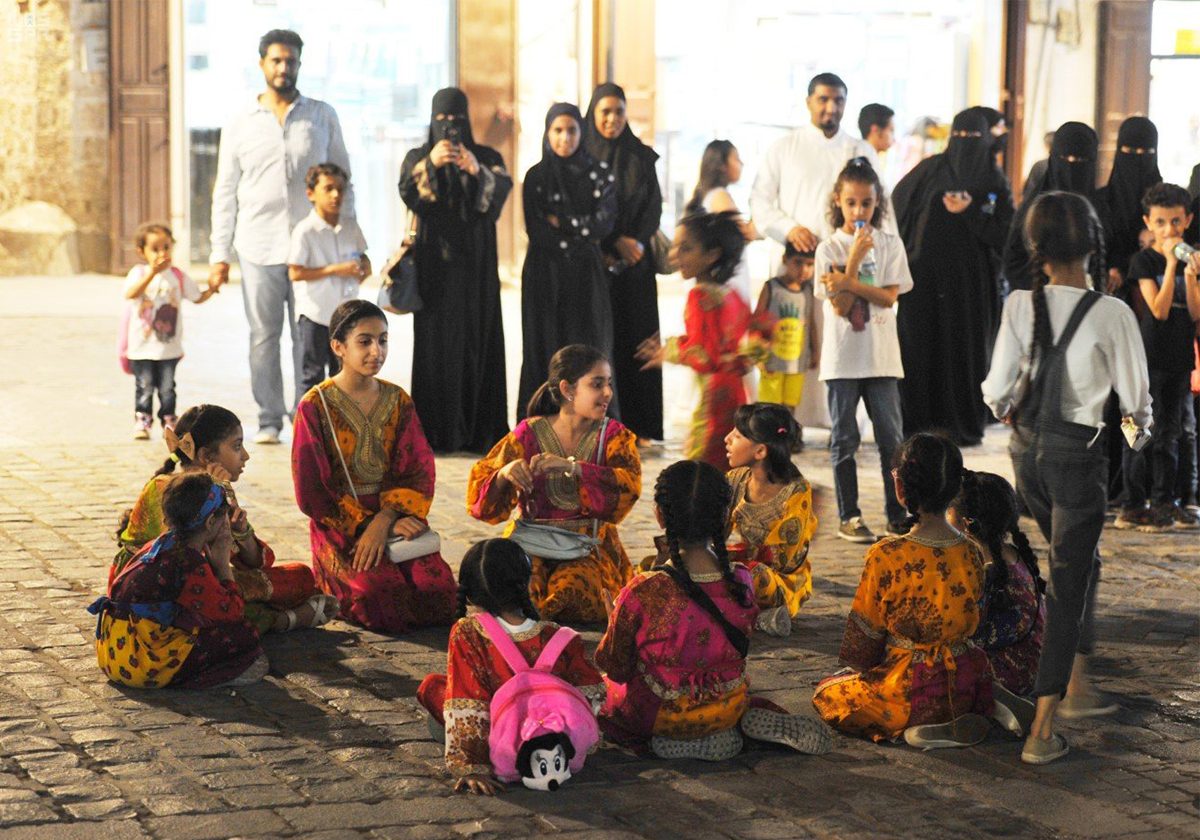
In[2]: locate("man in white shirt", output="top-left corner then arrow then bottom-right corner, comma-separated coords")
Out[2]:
750,73 -> 888,254
208,29 -> 355,444
750,73 -> 889,433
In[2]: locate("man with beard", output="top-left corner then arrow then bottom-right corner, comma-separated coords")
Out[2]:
209,29 -> 354,445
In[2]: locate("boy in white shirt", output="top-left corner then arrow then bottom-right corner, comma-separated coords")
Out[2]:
123,223 -> 215,439
814,159 -> 914,542
288,163 -> 370,399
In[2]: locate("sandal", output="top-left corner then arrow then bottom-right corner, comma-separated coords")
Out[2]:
283,593 -> 340,631
1021,733 -> 1069,765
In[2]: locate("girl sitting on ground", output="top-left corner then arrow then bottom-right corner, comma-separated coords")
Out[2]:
811,433 -> 998,749
90,472 -> 266,689
114,404 -> 335,633
293,300 -> 457,634
597,459 -> 832,761
416,538 -> 604,796
724,403 -> 818,638
952,471 -> 1045,708
468,344 -> 641,624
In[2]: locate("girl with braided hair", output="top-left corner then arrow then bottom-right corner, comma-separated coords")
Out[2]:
113,404 -> 333,633
417,539 -> 603,796
813,433 -> 995,749
636,211 -> 767,469
597,460 -> 832,761
724,403 -> 818,637
950,471 -> 1045,704
983,191 -> 1151,764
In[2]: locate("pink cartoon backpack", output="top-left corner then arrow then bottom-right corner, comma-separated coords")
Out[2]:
474,612 -> 599,791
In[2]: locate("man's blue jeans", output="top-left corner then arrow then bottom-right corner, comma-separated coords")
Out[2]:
826,377 -> 906,524
239,261 -> 300,432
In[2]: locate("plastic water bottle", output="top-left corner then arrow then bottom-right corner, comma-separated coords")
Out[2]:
854,220 -> 876,286
982,192 -> 998,216
1174,241 -> 1197,262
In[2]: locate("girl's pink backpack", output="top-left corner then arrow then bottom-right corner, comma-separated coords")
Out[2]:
474,612 -> 599,789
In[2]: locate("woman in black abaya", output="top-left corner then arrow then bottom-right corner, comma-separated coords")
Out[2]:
893,109 -> 1014,446
1003,122 -> 1102,293
584,83 -> 665,441
516,103 -> 618,419
1100,117 -> 1161,290
399,88 -> 513,453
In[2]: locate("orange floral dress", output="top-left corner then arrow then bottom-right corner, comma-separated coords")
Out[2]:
811,534 -> 994,740
467,417 -> 641,623
726,467 -> 817,616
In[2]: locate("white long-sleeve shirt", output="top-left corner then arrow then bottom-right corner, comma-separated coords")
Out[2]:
749,122 -> 894,244
982,286 -> 1152,430
209,94 -> 354,266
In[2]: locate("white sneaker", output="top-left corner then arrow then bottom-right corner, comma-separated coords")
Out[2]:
253,427 -> 281,445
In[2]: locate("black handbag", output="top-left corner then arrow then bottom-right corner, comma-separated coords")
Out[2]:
377,215 -> 423,314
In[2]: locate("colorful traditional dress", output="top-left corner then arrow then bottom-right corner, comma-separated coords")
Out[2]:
89,536 -> 263,689
596,565 -> 760,747
665,282 -> 759,469
292,379 -> 456,633
973,547 -> 1045,696
726,467 -> 817,616
812,534 -> 993,740
113,474 -> 317,634
416,614 -> 605,778
468,417 -> 641,624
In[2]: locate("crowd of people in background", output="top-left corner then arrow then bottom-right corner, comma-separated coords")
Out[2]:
100,26 -> 1200,792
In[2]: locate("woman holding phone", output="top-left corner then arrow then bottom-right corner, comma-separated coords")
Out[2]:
892,108 -> 1014,446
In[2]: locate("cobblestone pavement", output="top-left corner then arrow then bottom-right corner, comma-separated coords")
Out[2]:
0,276 -> 1196,839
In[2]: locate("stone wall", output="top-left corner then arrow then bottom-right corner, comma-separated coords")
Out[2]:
0,0 -> 110,274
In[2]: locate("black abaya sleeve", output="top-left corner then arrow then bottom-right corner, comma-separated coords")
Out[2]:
1002,204 -> 1034,291
960,183 -> 1015,252
522,166 -> 563,250
470,147 -> 514,224
398,147 -> 436,216
625,153 -> 664,245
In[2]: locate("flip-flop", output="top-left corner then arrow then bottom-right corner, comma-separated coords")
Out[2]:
283,593 -> 341,631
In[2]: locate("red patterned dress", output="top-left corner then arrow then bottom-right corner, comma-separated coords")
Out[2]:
973,545 -> 1045,696
664,282 -> 760,470
417,614 -> 605,778
292,379 -> 456,633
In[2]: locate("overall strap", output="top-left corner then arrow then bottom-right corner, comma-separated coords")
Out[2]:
1023,291 -> 1101,428
474,612 -> 532,676
532,626 -> 579,672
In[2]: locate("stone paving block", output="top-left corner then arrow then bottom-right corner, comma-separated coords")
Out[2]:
0,799 -> 61,825
0,820 -> 149,840
146,808 -> 290,839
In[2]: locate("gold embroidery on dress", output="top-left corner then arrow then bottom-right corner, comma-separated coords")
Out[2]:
321,381 -> 401,495
730,468 -> 802,551
530,417 -> 600,511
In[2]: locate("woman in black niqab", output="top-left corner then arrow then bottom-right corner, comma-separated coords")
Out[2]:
516,103 -> 619,420
1003,121 -> 1104,292
1100,116 -> 1161,281
893,109 -> 1014,445
582,83 -> 665,441
399,87 -> 513,453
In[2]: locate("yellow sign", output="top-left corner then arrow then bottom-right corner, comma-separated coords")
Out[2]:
1177,29 -> 1200,55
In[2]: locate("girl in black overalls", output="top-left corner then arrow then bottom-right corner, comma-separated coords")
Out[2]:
984,191 -> 1152,764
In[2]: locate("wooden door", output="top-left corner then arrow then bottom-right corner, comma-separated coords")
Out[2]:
1096,1 -> 1152,183
1001,0 -> 1028,196
109,0 -> 171,273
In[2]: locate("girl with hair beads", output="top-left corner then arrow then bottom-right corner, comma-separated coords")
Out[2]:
637,211 -> 765,469
293,300 -> 457,633
812,433 -> 995,749
89,472 -> 266,689
597,460 -> 832,761
417,538 -> 604,796
113,404 -> 333,633
469,344 -> 641,623
815,158 -> 913,543
724,403 -> 817,637
983,191 -> 1151,764
951,471 -> 1045,706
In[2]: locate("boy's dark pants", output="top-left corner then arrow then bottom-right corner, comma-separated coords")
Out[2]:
297,315 -> 341,399
1123,368 -> 1190,508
